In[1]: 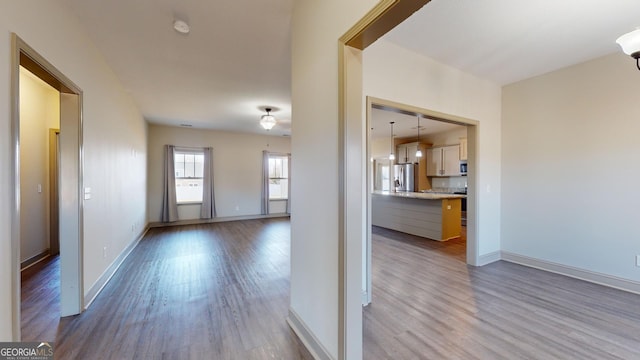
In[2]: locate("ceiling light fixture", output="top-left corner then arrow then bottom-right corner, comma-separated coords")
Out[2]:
260,108 -> 277,130
415,115 -> 423,158
389,121 -> 395,161
173,20 -> 190,34
616,28 -> 640,71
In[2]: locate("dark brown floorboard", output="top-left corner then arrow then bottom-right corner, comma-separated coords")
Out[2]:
21,255 -> 60,342
364,226 -> 640,359
27,218 -> 311,359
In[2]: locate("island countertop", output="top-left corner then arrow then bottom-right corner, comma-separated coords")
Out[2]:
372,190 -> 465,201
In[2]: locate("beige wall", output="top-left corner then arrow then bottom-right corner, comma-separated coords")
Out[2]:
502,52 -> 640,282
147,124 -> 291,222
19,68 -> 60,262
364,39 -> 502,256
0,1 -> 147,339
291,0 -> 378,358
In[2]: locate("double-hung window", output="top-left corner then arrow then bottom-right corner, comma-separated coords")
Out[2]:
174,150 -> 204,203
268,155 -> 288,200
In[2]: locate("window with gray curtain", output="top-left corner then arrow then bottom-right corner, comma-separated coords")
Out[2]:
162,145 -> 216,222
261,151 -> 291,215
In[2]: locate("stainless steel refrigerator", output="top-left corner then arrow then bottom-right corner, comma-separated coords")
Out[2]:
393,163 -> 416,192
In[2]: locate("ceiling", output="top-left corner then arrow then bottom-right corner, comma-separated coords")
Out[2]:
370,107 -> 462,140
384,0 -> 640,85
58,0 -> 640,135
59,0 -> 293,136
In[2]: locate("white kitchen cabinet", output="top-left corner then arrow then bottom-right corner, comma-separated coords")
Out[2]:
459,137 -> 468,161
396,142 -> 420,164
426,145 -> 461,176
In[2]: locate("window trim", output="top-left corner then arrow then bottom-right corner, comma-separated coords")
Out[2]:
174,148 -> 205,204
267,153 -> 289,201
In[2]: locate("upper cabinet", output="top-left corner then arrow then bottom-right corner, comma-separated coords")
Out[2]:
396,142 -> 421,164
459,137 -> 468,161
426,145 -> 461,176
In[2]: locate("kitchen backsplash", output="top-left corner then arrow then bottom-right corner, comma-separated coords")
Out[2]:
432,176 -> 467,192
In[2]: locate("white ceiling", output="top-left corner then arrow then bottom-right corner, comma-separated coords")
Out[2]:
384,0 -> 640,85
370,107 -> 462,140
58,0 -> 640,135
59,0 -> 293,136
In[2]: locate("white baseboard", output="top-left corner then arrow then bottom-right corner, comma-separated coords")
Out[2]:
286,308 -> 333,360
502,251 -> 640,295
83,226 -> 150,308
476,250 -> 501,266
361,290 -> 370,306
148,213 -> 290,228
20,249 -> 51,270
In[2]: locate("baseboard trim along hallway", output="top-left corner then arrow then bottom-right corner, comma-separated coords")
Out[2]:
502,251 -> 640,295
83,226 -> 150,308
287,308 -> 333,360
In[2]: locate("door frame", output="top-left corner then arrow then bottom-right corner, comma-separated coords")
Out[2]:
364,96 -> 479,304
11,34 -> 85,340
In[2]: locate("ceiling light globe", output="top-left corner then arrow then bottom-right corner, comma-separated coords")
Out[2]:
616,29 -> 640,58
260,115 -> 276,130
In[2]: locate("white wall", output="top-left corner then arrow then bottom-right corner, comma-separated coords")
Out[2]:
19,68 -> 60,262
502,52 -> 640,282
0,1 -> 147,339
147,124 -> 291,222
291,1 -> 377,358
363,39 -> 502,256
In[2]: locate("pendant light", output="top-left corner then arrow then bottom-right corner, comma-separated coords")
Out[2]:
388,122 -> 395,161
415,115 -> 423,158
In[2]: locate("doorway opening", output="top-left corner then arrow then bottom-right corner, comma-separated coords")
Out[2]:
364,96 -> 478,305
11,34 -> 84,340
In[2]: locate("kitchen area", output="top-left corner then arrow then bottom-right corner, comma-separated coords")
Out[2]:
370,104 -> 468,242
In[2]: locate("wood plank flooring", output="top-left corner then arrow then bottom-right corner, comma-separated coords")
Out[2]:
21,255 -> 60,342
364,226 -> 640,359
25,218 -> 311,359
22,219 -> 640,359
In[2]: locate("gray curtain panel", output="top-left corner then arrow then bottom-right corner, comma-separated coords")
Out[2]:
200,147 -> 216,219
261,150 -> 270,215
161,145 -> 178,222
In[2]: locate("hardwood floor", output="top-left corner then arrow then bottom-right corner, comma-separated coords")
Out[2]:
23,219 -> 640,359
364,226 -> 640,359
21,255 -> 60,342
21,218 -> 311,359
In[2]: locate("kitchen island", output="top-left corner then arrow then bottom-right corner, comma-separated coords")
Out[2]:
371,191 -> 463,241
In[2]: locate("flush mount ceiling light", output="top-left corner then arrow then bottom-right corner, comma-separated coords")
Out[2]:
173,19 -> 190,34
389,121 -> 395,161
260,108 -> 277,130
616,28 -> 640,71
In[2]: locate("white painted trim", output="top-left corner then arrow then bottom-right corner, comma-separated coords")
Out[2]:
147,213 -> 289,228
287,308 -> 334,360
361,290 -> 369,306
476,251 -> 501,266
502,251 -> 640,295
20,250 -> 51,270
83,226 -> 150,308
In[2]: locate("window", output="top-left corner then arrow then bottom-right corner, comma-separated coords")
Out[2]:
174,150 -> 204,203
268,155 -> 288,200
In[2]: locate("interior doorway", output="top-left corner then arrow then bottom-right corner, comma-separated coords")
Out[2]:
364,96 -> 478,305
11,34 -> 84,340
